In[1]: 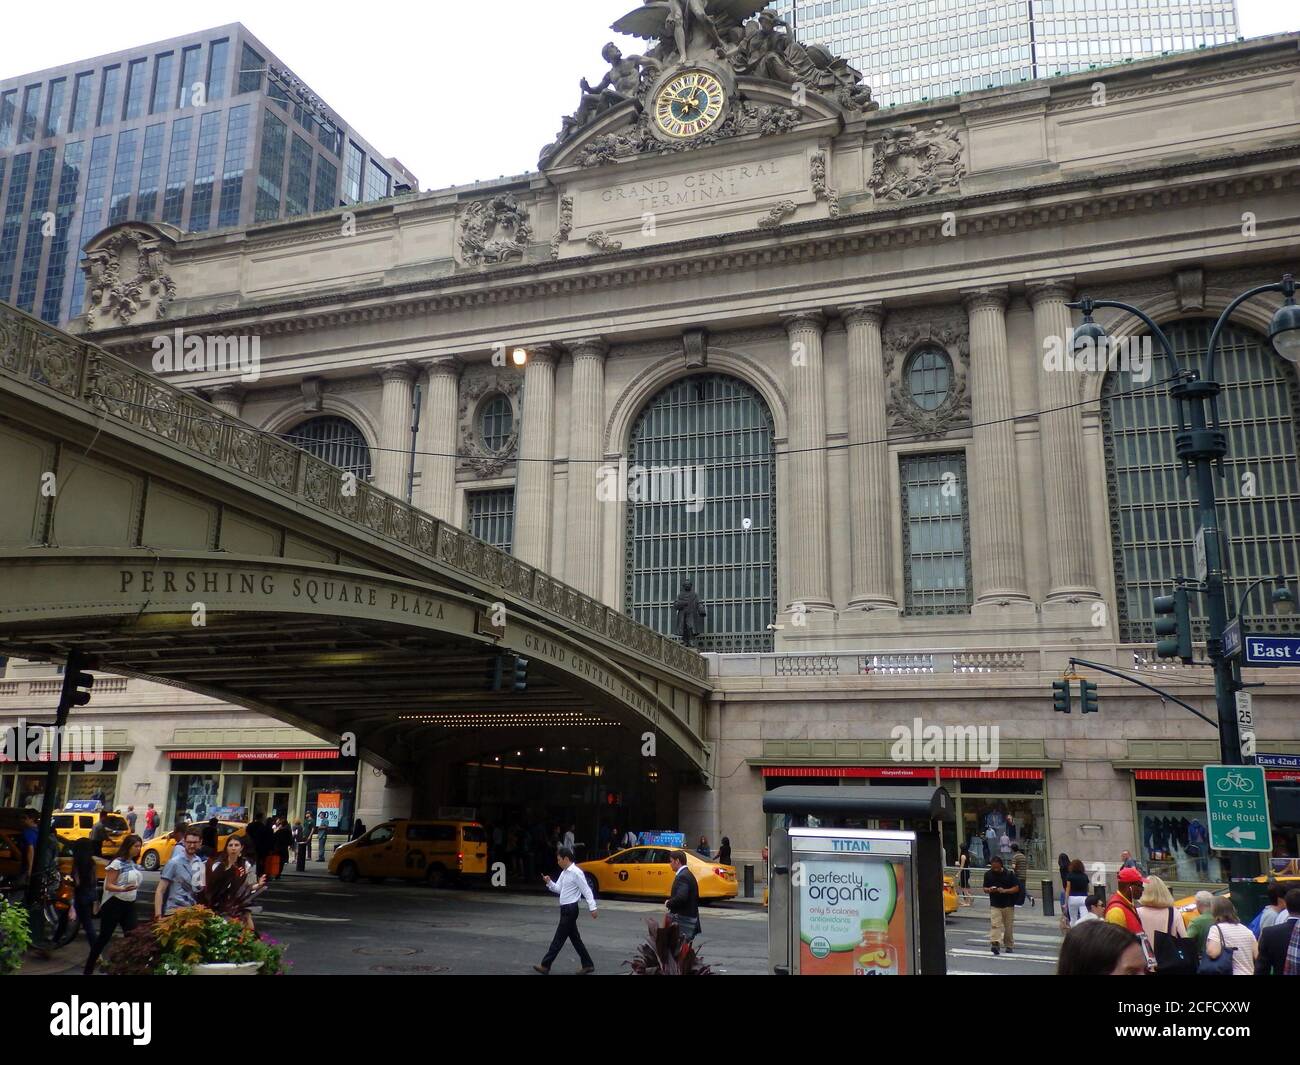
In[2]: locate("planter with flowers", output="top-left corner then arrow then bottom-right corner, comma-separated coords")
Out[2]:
105,906 -> 287,976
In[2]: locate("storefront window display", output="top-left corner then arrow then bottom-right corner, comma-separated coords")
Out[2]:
173,773 -> 221,823
64,766 -> 117,807
1134,780 -> 1222,882
2,759 -> 120,809
961,790 -> 1050,873
166,756 -> 358,831
304,775 -> 356,834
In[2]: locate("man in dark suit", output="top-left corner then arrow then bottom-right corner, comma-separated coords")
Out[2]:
665,849 -> 702,942
1256,888 -> 1300,975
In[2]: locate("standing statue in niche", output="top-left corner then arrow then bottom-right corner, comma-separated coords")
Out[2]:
674,579 -> 708,647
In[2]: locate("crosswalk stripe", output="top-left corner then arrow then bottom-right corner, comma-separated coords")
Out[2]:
950,948 -> 1057,963
256,912 -> 350,923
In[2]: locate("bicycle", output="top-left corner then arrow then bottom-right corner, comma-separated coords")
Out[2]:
1214,771 -> 1256,794
0,868 -> 78,949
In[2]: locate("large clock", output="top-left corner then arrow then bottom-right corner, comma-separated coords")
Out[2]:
653,69 -> 728,140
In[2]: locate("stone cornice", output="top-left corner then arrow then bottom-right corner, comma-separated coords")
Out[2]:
88,142 -> 1300,355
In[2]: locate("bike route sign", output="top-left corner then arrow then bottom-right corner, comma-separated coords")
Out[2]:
1203,764 -> 1271,852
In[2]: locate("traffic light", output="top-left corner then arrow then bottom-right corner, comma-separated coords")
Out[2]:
59,650 -> 94,711
1080,678 -> 1099,714
512,656 -> 529,693
1052,678 -> 1072,713
486,654 -> 505,692
1153,587 -> 1193,663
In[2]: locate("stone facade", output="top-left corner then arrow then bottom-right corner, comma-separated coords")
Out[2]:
65,29 -> 1300,879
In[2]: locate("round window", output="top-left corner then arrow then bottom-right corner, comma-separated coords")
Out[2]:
905,348 -> 953,412
480,394 -> 514,453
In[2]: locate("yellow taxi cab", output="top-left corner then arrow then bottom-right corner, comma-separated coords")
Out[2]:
50,804 -> 129,850
1175,872 -> 1300,916
942,874 -> 959,914
0,828 -> 108,883
329,819 -> 488,887
578,845 -> 738,901
138,820 -> 248,870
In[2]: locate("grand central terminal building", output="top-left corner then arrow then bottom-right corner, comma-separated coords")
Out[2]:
3,4 -> 1300,883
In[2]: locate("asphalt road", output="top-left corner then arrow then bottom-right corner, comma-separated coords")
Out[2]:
46,871 -> 1059,975
216,874 -> 1061,975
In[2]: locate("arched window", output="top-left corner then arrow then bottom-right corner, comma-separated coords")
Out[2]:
282,415 -> 372,481
624,373 -> 775,652
1104,319 -> 1300,643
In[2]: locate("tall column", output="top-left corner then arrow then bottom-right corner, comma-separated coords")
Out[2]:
513,346 -> 558,570
564,338 -> 607,597
962,288 -> 1029,604
207,386 -> 244,419
415,357 -> 463,522
840,303 -> 897,611
782,311 -> 834,611
1028,279 -> 1099,600
373,363 -> 417,499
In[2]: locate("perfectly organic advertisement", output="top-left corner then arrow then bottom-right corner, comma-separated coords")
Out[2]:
797,857 -> 910,975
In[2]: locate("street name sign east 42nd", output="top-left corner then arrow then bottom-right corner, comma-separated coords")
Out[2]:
1203,765 -> 1272,852
1243,635 -> 1300,666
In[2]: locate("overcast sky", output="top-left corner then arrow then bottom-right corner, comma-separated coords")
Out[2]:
2,0 -> 1296,192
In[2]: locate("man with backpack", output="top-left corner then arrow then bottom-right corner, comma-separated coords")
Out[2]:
143,803 -> 159,841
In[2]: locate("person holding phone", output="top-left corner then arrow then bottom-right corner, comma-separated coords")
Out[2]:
534,847 -> 598,974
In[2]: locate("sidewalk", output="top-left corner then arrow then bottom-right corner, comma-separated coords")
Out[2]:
17,939 -> 87,976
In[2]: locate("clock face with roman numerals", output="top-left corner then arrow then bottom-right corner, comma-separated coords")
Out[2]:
653,70 -> 727,140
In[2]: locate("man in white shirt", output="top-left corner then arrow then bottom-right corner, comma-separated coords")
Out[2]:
535,847 -> 598,974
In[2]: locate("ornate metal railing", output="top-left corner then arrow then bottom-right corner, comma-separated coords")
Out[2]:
0,301 -> 708,684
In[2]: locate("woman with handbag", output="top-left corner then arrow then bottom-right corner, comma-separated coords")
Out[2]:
1201,897 -> 1258,975
1135,876 -> 1193,974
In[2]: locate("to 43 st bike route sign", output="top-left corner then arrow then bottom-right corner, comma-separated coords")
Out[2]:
1203,765 -> 1271,852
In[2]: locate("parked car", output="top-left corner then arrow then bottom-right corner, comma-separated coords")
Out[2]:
329,819 -> 488,887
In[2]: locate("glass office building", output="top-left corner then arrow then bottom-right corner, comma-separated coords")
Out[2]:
773,0 -> 1241,109
0,24 -> 417,326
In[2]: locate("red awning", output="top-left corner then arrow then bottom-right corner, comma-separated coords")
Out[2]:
941,767 -> 1043,780
761,766 -> 1043,780
1134,769 -> 1203,781
761,766 -> 930,779
167,749 -> 343,761
1134,768 -> 1298,783
0,751 -> 118,763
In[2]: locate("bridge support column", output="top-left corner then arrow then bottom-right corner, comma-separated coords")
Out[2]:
564,338 -> 607,597
514,346 -> 558,570
373,363 -> 418,499
416,358 -> 463,522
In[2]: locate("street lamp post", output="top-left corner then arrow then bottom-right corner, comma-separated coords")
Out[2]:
1067,273 -> 1300,771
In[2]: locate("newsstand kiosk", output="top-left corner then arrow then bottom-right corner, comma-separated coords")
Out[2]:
764,784 -> 954,975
